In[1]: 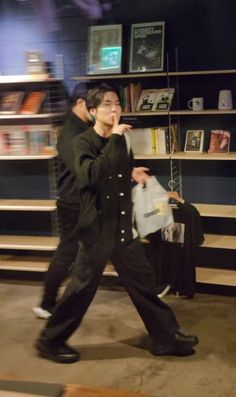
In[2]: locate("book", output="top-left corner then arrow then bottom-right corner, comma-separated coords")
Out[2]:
152,88 -> 175,111
208,130 -> 231,153
20,91 -> 46,114
0,91 -> 24,114
26,124 -> 53,154
129,83 -> 142,112
155,127 -> 169,154
0,126 -> 10,154
184,130 -> 204,152
129,128 -> 156,154
135,89 -> 158,111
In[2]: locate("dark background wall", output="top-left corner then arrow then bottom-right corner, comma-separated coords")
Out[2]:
0,0 -> 235,91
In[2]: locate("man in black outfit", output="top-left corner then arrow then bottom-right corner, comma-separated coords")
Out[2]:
33,82 -> 95,319
36,84 -> 198,362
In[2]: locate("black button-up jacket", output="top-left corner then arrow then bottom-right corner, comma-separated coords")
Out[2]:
73,127 -> 134,251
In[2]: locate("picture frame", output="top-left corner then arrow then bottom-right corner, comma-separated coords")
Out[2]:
129,21 -> 165,73
87,24 -> 122,75
184,130 -> 204,153
208,130 -> 231,153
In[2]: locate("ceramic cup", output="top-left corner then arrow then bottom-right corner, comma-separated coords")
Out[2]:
188,97 -> 204,111
218,90 -> 233,110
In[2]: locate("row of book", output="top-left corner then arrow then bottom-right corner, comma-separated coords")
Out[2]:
129,124 -> 178,155
0,125 -> 57,155
120,85 -> 175,112
129,127 -> 232,155
0,91 -> 46,115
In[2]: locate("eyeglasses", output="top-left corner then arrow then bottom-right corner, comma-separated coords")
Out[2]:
99,101 -> 121,110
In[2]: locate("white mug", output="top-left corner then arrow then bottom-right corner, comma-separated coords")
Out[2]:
188,97 -> 204,111
218,90 -> 233,110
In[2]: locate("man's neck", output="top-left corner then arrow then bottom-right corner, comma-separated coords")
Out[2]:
94,123 -> 112,138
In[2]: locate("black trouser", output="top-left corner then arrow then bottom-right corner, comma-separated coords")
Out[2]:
43,238 -> 179,343
41,202 -> 80,311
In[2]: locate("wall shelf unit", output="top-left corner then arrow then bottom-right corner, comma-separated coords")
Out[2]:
0,75 -> 67,275
71,67 -> 236,288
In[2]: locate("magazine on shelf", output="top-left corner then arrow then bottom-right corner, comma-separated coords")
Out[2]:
20,91 -> 46,114
208,130 -> 231,153
129,21 -> 165,72
0,91 -> 24,114
184,130 -> 204,153
152,88 -> 175,111
135,89 -> 158,111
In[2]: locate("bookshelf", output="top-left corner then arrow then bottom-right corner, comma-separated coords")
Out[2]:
71,68 -> 236,288
0,75 -> 67,274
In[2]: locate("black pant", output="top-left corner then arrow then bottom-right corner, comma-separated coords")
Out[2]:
43,239 -> 179,343
41,202 -> 80,311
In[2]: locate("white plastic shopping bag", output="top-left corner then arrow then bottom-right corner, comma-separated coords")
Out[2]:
132,176 -> 174,237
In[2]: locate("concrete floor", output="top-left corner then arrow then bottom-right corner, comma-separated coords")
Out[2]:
1,279 -> 236,397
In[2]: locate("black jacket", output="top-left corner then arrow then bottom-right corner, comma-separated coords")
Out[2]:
149,201 -> 204,297
73,127 -> 134,253
56,112 -> 91,209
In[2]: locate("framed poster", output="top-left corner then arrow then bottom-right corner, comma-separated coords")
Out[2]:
87,24 -> 122,75
129,21 -> 165,73
184,130 -> 204,153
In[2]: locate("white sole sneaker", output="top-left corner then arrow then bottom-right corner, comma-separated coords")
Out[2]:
157,284 -> 171,299
33,306 -> 52,319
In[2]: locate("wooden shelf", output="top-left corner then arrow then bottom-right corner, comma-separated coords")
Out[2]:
0,235 -> 59,251
202,234 -> 236,250
134,153 -> 170,160
72,69 -> 236,81
133,152 -> 236,161
122,109 -> 236,117
193,203 -> 236,218
0,255 -> 51,272
196,267 -> 236,286
0,199 -> 56,211
0,152 -> 57,160
0,112 -> 64,120
171,151 -> 236,160
0,75 -> 61,84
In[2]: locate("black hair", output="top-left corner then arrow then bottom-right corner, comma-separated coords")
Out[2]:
70,81 -> 98,105
85,83 -> 121,110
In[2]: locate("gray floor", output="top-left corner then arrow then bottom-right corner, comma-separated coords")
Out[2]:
1,279 -> 236,397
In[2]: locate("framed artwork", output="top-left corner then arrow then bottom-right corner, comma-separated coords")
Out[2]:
208,130 -> 231,153
87,24 -> 122,75
129,21 -> 165,73
184,130 -> 204,153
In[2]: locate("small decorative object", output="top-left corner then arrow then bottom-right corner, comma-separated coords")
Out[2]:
184,130 -> 204,153
129,21 -> 165,73
0,91 -> 24,114
208,130 -> 231,153
87,24 -> 122,75
135,89 -> 158,111
188,97 -> 204,111
20,92 -> 46,115
25,50 -> 46,74
152,88 -> 175,111
218,90 -> 233,110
